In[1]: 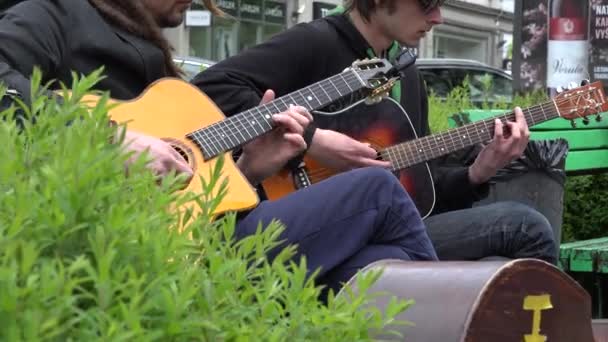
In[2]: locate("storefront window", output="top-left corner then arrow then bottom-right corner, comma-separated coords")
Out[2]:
187,0 -> 285,62
433,34 -> 488,62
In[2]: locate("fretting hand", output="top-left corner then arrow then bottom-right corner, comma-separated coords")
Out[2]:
237,90 -> 313,185
307,129 -> 390,171
468,106 -> 530,185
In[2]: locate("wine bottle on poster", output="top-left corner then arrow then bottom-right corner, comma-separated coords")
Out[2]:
546,0 -> 589,97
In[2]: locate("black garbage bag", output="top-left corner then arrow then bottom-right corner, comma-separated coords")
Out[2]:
439,139 -> 570,246
492,138 -> 569,186
476,139 -> 570,246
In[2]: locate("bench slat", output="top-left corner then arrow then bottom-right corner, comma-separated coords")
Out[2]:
563,237 -> 608,273
565,150 -> 608,173
450,110 -> 608,130
531,129 -> 608,151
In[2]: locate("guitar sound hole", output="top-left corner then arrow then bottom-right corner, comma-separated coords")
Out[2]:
161,138 -> 196,171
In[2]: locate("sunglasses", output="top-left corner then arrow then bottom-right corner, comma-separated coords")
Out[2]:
419,0 -> 446,13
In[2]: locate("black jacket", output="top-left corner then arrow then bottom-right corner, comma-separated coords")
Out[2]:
0,0 -> 167,102
193,14 -> 488,215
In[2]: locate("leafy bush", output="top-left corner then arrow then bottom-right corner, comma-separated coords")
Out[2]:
0,70 -> 411,340
562,174 -> 608,242
428,81 -> 608,243
428,78 -> 549,133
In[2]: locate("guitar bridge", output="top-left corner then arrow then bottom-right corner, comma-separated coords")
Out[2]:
292,162 -> 312,190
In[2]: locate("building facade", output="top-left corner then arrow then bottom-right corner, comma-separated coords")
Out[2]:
165,0 -> 289,61
166,0 -> 513,69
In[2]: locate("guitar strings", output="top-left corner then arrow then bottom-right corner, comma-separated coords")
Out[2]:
303,95 -> 601,181
188,71 -> 364,158
385,97 -> 596,171
190,78 -> 357,156
385,102 -> 555,171
189,75 -> 357,154
193,71 -> 360,142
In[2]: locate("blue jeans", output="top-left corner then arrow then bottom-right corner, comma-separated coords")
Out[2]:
236,167 -> 438,295
424,201 -> 558,264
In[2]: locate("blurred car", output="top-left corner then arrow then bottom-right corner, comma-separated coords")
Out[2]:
173,56 -> 216,80
416,58 -> 513,106
174,55 -> 513,106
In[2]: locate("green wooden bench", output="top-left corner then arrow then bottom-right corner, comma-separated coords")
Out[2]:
449,109 -> 608,173
448,109 -> 608,318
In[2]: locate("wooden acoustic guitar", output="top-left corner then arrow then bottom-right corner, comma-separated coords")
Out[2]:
84,53 -> 414,218
261,81 -> 608,218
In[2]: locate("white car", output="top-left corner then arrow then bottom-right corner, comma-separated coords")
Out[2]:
172,56 -> 216,80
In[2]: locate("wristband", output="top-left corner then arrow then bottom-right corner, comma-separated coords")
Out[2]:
303,123 -> 317,150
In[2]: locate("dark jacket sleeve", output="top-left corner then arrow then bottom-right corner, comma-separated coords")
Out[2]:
418,75 -> 489,215
0,0 -> 69,103
191,22 -> 331,116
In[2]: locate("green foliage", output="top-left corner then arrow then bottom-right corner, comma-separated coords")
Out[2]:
0,70 -> 413,340
562,174 -> 608,242
428,79 -> 548,133
427,80 -> 473,133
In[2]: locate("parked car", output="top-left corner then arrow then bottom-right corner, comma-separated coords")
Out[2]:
415,58 -> 513,106
173,56 -> 215,80
174,55 -> 513,106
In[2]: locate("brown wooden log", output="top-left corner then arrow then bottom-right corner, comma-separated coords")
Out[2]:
340,259 -> 594,341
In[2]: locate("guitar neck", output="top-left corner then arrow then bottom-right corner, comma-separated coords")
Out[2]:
190,70 -> 367,160
382,100 -> 562,171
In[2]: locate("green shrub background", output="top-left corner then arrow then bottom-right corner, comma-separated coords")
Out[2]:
0,71 -> 411,341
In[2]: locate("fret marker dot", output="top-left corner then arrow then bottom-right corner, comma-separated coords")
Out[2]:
307,96 -> 313,101
462,135 -> 467,138
251,121 -> 256,125
265,115 -> 271,119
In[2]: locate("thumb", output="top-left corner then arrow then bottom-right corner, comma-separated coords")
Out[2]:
259,89 -> 275,105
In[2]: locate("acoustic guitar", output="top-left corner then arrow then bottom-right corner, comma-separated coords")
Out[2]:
261,80 -> 608,218
86,51 -> 415,218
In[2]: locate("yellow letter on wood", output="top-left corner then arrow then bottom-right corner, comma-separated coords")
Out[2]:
523,294 -> 553,342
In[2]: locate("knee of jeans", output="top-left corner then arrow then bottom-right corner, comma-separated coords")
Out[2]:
509,202 -> 556,243
352,167 -> 400,188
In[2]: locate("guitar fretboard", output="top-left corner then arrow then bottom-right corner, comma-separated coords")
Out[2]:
187,70 -> 367,160
381,100 -> 561,171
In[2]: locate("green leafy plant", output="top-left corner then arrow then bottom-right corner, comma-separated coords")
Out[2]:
0,69 -> 413,341
427,79 -> 473,133
562,174 -> 608,242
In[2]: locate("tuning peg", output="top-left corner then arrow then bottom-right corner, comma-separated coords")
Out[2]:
597,114 -> 603,122
568,81 -> 579,90
556,86 -> 564,93
570,120 -> 577,128
583,117 -> 590,125
581,79 -> 590,86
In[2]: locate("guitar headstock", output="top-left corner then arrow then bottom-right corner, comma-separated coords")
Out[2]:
349,48 -> 417,103
554,80 -> 608,126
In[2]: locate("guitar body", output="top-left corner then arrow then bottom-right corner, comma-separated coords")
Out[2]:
82,78 -> 259,217
262,99 -> 436,218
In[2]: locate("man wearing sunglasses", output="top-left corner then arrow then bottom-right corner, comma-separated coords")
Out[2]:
194,0 -> 558,264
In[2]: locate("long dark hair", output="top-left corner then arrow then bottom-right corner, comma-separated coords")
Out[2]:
88,0 -> 223,77
344,0 -> 397,21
